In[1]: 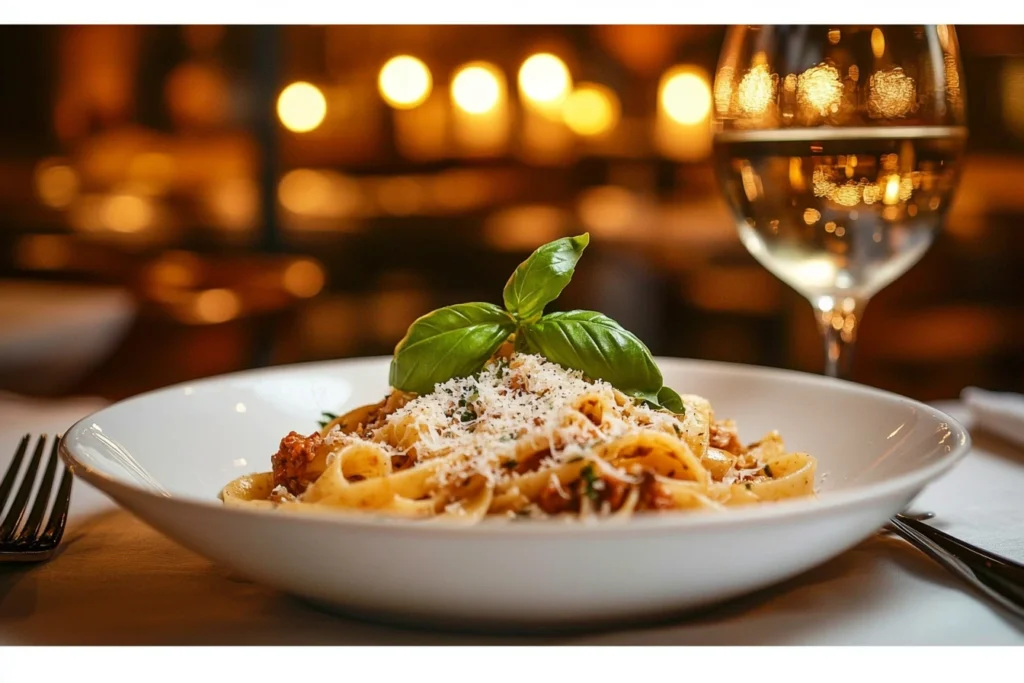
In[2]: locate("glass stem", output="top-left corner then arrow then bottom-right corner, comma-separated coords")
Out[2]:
813,295 -> 866,380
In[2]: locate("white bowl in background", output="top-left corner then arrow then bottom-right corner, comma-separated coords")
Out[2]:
0,280 -> 135,394
60,357 -> 970,629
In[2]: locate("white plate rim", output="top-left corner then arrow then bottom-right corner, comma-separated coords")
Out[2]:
59,356 -> 972,538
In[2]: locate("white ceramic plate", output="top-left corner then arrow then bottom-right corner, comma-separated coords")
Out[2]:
60,357 -> 970,629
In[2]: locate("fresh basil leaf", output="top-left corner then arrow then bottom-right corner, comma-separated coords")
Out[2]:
630,389 -> 661,406
503,233 -> 590,323
658,386 -> 686,415
519,310 -> 663,397
645,386 -> 686,415
389,303 -> 515,394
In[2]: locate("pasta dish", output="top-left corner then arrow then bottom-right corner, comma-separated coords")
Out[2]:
221,351 -> 816,523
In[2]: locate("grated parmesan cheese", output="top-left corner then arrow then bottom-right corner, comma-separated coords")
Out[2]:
324,353 -> 701,489
269,484 -> 296,503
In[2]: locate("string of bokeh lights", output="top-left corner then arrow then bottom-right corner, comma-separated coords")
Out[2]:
276,52 -> 713,139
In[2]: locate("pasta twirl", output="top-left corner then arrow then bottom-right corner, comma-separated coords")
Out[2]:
220,353 -> 817,522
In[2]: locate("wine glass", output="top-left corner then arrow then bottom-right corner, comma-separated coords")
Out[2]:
711,26 -> 967,378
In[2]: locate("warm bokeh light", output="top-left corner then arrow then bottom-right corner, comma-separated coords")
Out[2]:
451,64 -> 502,115
803,208 -> 821,225
797,63 -> 843,118
518,53 -> 572,106
883,174 -> 902,205
899,175 -> 914,201
863,184 -> 881,204
713,66 -> 735,115
206,177 -> 258,231
282,258 -> 326,298
278,169 -> 332,215
278,168 -> 361,219
148,251 -> 201,290
871,28 -> 886,59
789,157 -> 807,192
660,69 -> 712,125
102,194 -> 153,233
378,55 -> 432,110
277,82 -> 327,133
562,82 -> 620,136
833,184 -> 860,208
192,288 -> 240,324
812,167 -> 869,208
34,160 -> 79,209
578,185 -> 640,235
737,64 -> 775,117
868,68 -> 916,119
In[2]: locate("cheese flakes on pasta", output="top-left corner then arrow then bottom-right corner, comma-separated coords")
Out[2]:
221,353 -> 817,522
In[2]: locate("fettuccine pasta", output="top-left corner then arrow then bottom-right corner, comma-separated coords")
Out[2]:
220,352 -> 816,522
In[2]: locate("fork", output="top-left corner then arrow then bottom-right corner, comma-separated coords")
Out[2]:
0,434 -> 74,562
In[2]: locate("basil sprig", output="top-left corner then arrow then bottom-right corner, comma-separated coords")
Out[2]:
388,233 -> 684,413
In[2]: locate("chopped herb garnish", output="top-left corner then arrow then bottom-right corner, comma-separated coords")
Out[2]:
317,411 -> 338,429
672,423 -> 682,437
459,409 -> 477,423
763,464 -> 774,478
580,464 -> 601,502
502,459 -> 518,470
744,483 -> 753,490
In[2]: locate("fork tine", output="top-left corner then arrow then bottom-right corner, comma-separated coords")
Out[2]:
15,436 -> 61,544
0,435 -> 31,510
40,465 -> 73,547
0,435 -> 47,542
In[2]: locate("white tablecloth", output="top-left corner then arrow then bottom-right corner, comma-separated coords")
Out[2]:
1,393 -> 1023,645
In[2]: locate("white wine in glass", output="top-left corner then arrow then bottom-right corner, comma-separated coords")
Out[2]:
711,26 -> 967,378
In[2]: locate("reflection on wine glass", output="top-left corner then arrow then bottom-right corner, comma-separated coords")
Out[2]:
711,26 -> 967,379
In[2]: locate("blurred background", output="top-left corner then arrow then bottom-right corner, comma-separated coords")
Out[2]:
0,25 -> 1021,403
